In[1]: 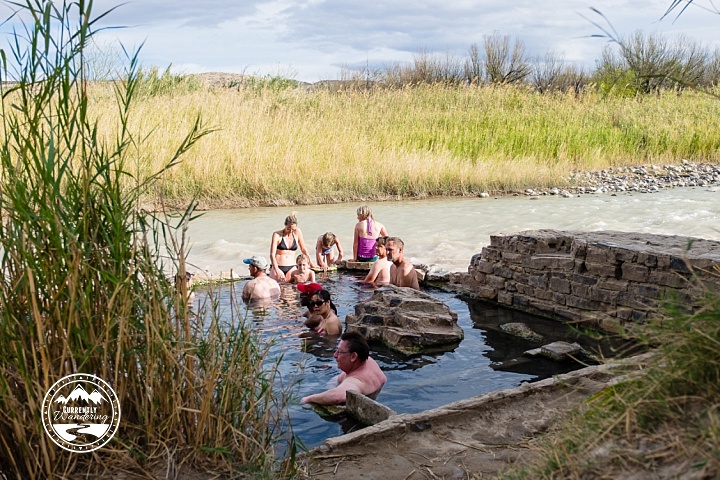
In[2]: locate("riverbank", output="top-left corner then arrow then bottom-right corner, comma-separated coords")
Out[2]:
153,160 -> 720,211
80,80 -> 720,209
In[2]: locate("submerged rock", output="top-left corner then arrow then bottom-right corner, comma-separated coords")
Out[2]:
345,286 -> 463,355
500,322 -> 543,342
524,341 -> 586,361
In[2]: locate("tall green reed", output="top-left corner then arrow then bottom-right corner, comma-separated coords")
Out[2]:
0,1 -> 295,477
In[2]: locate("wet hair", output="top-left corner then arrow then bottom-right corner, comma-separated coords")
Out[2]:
340,331 -> 369,361
386,236 -> 404,250
296,253 -> 310,265
284,211 -> 298,226
375,236 -> 388,247
311,289 -> 338,315
356,205 -> 373,221
321,232 -> 336,249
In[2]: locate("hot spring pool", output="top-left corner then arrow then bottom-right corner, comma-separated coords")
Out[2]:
193,271 -> 629,450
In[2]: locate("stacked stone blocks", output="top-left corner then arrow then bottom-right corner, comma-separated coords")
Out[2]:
455,230 -> 720,330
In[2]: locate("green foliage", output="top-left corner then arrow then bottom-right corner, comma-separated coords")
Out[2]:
0,1 -> 294,477
136,65 -> 204,96
240,74 -> 301,92
594,65 -> 640,97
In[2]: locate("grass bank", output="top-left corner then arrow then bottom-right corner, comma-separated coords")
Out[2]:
498,278 -> 720,479
84,82 -> 720,208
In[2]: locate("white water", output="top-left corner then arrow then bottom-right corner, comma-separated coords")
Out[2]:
183,187 -> 720,278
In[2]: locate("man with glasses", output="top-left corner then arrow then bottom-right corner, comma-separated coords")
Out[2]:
301,331 -> 387,406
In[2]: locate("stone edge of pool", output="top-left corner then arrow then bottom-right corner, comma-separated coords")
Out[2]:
299,352 -> 653,478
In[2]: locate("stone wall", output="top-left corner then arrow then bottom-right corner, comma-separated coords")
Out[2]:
450,230 -> 720,331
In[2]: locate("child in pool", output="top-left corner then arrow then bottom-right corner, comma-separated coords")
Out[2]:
289,253 -> 316,284
316,232 -> 344,272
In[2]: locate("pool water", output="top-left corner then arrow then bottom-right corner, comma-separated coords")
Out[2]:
194,271 -> 632,450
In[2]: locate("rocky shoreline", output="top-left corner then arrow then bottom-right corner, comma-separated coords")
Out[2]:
509,160 -> 720,198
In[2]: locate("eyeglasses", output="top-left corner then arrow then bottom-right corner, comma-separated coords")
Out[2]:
309,300 -> 326,307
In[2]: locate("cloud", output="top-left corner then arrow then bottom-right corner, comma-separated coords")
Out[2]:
1,0 -> 717,82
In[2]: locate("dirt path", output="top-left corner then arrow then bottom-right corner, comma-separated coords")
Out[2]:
298,359 -> 642,479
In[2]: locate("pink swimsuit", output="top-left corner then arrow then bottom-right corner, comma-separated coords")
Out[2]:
357,219 -> 377,260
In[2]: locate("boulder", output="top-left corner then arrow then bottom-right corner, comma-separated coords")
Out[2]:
345,286 -> 464,355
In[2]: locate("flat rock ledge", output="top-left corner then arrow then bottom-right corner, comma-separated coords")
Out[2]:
345,286 -> 463,355
299,353 -> 652,480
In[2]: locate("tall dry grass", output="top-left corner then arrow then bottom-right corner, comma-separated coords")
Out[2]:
0,1 -> 296,478
83,82 -> 720,207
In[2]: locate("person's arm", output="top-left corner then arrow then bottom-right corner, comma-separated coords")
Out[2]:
400,264 -> 420,289
301,378 -> 364,405
379,222 -> 388,237
361,262 -> 381,283
323,316 -> 342,336
334,238 -> 344,265
315,237 -> 327,270
304,313 -> 321,328
269,232 -> 283,280
242,282 -> 252,302
352,224 -> 359,261
308,270 -> 316,282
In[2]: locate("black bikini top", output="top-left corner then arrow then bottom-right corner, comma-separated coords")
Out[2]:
277,233 -> 298,251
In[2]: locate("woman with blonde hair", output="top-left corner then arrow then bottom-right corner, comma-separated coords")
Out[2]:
270,212 -> 314,281
353,205 -> 388,262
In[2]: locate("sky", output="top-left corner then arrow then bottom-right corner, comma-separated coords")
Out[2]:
1,0 -> 719,83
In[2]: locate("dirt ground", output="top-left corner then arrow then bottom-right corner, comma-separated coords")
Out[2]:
297,361 -> 637,480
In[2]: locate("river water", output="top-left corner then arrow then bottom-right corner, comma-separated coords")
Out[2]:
184,187 -> 719,449
184,187 -> 720,278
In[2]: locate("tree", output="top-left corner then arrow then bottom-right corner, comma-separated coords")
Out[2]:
483,33 -> 531,84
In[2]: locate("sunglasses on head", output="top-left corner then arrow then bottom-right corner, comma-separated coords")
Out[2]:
310,300 -> 326,307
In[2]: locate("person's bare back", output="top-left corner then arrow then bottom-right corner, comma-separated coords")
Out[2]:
364,257 -> 391,285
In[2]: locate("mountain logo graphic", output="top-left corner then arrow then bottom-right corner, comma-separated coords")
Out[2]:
41,374 -> 121,453
54,385 -> 105,405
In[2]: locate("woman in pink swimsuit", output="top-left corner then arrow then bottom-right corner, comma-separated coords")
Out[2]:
352,205 -> 388,262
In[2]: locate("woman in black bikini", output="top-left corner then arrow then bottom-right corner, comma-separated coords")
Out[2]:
270,212 -> 314,281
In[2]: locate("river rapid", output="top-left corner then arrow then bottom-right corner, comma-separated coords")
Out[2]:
184,187 -> 720,278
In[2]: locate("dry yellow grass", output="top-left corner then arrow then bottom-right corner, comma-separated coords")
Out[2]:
86,83 -> 720,207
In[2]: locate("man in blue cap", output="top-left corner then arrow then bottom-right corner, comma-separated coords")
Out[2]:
242,255 -> 281,306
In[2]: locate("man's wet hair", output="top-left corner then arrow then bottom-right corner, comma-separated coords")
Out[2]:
386,237 -> 404,249
340,331 -> 369,361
